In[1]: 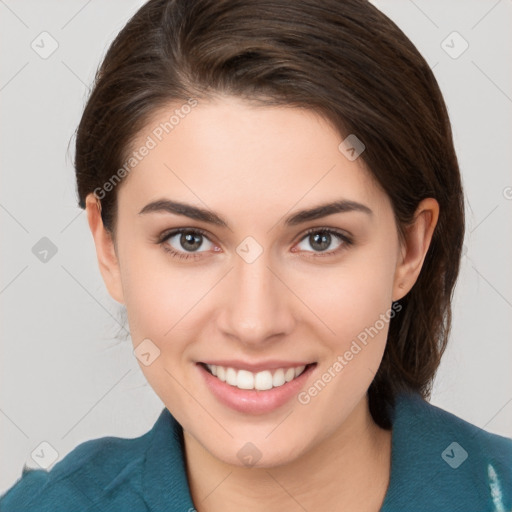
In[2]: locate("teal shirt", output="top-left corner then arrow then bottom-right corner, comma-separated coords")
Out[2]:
2,391 -> 511,511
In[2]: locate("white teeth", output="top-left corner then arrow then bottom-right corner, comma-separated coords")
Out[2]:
205,363 -> 308,391
284,367 -> 295,382
237,370 -> 254,390
216,366 -> 226,382
226,367 -> 237,386
254,370 -> 273,391
272,369 -> 285,387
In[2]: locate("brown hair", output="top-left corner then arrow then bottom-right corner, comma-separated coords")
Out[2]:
74,0 -> 465,428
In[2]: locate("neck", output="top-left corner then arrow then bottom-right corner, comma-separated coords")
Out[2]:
184,395 -> 392,512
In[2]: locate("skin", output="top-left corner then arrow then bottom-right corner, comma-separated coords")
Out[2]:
85,95 -> 439,511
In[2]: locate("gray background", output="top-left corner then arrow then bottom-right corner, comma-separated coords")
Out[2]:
1,0 -> 511,493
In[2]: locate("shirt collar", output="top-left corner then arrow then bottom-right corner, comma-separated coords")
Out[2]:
141,391 -> 491,510
142,407 -> 195,511
380,390 -> 495,510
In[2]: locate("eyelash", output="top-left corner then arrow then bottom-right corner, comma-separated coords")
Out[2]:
157,227 -> 353,261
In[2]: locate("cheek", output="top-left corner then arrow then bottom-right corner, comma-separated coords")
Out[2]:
119,247 -> 191,347
120,255 -> 201,411
293,250 -> 397,429
296,246 -> 397,347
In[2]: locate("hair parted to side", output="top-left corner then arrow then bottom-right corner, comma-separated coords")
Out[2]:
73,0 -> 465,428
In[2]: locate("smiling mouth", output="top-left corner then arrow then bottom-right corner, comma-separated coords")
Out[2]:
199,362 -> 316,391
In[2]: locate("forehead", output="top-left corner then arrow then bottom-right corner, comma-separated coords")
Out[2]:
116,97 -> 389,219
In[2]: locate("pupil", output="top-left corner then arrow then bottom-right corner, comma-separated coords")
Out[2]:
311,232 -> 330,251
182,233 -> 202,251
178,232 -> 332,253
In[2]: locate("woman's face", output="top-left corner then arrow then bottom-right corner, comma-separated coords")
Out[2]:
88,95 -> 430,468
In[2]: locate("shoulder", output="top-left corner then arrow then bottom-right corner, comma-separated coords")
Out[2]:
0,418 -> 157,512
399,391 -> 512,469
382,391 -> 512,511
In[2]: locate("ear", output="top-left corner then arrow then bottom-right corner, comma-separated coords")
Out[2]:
392,198 -> 439,302
85,193 -> 125,304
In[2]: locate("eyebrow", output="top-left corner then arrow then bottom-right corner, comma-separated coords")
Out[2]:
138,198 -> 373,228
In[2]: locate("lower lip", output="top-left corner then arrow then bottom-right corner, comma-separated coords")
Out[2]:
197,363 -> 316,415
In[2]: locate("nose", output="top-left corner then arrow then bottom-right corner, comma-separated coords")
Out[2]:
217,249 -> 296,348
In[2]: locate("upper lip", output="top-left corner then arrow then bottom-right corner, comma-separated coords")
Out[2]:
198,360 -> 315,373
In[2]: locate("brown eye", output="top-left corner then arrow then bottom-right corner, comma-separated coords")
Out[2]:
158,228 -> 215,260
294,228 -> 353,256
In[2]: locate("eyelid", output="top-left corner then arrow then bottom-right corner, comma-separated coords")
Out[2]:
157,226 -> 215,245
296,226 -> 353,244
157,225 -> 353,260
158,225 -> 351,245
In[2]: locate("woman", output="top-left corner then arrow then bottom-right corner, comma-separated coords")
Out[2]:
1,0 -> 511,510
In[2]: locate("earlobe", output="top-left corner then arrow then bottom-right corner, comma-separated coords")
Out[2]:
85,193 -> 125,304
392,198 -> 439,302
